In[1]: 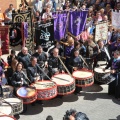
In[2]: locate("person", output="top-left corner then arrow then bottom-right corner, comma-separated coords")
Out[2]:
103,50 -> 120,98
46,115 -> 53,120
42,7 -> 52,20
43,0 -> 53,11
48,48 -> 64,77
17,47 -> 31,69
32,45 -> 48,69
6,59 -> 18,85
68,50 -> 83,94
7,49 -> 17,66
11,62 -> 29,89
4,4 -> 14,24
33,10 -> 41,23
27,57 -> 43,83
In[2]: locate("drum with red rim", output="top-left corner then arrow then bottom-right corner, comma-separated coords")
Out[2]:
31,80 -> 57,100
72,69 -> 94,87
0,115 -> 16,120
17,87 -> 37,104
51,73 -> 75,95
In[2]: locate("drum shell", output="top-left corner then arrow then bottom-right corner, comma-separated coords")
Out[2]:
31,80 -> 57,100
17,87 -> 37,104
51,73 -> 75,95
72,69 -> 94,87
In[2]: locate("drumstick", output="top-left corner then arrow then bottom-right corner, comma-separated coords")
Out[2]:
58,56 -> 72,77
53,76 -> 70,82
79,55 -> 89,68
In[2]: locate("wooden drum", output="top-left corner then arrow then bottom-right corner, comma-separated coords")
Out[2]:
4,98 -> 23,115
94,65 -> 110,83
0,115 -> 16,120
17,87 -> 37,104
51,73 -> 75,95
32,81 -> 57,100
72,69 -> 94,87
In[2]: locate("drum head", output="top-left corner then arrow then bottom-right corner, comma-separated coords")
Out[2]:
17,87 -> 36,98
94,66 -> 110,73
72,70 -> 93,79
51,74 -> 74,85
33,81 -> 56,90
4,98 -> 21,105
97,61 -> 107,65
0,103 -> 12,115
0,116 -> 15,120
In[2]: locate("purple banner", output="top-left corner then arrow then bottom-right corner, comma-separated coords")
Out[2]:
53,11 -> 68,41
23,22 -> 28,39
68,10 -> 88,37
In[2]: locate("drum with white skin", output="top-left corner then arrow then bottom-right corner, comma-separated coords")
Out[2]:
94,65 -> 110,83
32,80 -> 57,100
51,73 -> 75,95
97,61 -> 107,66
0,115 -> 16,120
72,69 -> 94,87
4,98 -> 23,115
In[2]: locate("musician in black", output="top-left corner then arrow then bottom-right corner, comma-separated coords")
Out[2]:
48,48 -> 64,77
103,50 -> 120,99
32,45 -> 48,68
27,57 -> 43,83
68,50 -> 83,94
11,62 -> 29,88
17,47 -> 31,69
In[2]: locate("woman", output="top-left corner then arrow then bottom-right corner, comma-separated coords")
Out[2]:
11,62 -> 29,88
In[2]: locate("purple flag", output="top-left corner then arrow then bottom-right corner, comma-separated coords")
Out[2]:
68,10 -> 88,37
23,22 -> 28,39
53,11 -> 68,41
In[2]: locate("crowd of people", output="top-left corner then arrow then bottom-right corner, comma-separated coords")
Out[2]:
0,0 -> 120,120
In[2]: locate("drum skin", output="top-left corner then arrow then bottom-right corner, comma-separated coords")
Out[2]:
0,115 -> 16,120
31,80 -> 57,100
51,73 -> 75,95
72,68 -> 94,87
17,87 -> 37,104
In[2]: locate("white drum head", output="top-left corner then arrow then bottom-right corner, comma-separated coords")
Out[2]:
4,98 -> 21,105
51,74 -> 74,85
0,103 -> 12,115
0,116 -> 14,120
94,66 -> 110,73
97,61 -> 107,65
33,81 -> 55,89
72,71 -> 92,78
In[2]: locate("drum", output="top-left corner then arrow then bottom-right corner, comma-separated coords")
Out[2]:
94,65 -> 111,83
0,115 -> 16,120
51,73 -> 75,95
72,69 -> 94,87
32,81 -> 57,100
0,103 -> 13,116
2,85 -> 13,98
4,98 -> 23,115
17,87 -> 37,104
97,61 -> 107,66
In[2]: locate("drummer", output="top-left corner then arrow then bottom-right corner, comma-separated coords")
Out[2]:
103,50 -> 120,99
27,57 -> 43,83
68,50 -> 83,94
48,48 -> 64,77
32,45 -> 48,68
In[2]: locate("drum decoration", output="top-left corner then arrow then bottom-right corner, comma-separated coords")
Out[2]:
72,69 -> 94,87
94,65 -> 111,83
4,98 -> 23,115
31,80 -> 57,100
51,73 -> 75,95
17,87 -> 37,104
2,85 -> 13,98
0,115 -> 16,120
0,102 -> 13,116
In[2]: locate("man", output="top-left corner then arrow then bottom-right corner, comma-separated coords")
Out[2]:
42,7 -> 52,20
32,45 -> 48,68
48,48 -> 64,77
27,57 -> 43,83
4,4 -> 14,24
103,50 -> 120,99
17,47 -> 31,69
33,0 -> 43,15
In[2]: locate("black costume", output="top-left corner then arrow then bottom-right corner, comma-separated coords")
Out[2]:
32,52 -> 47,68
7,55 -> 17,66
105,57 -> 120,98
48,56 -> 64,76
17,52 -> 31,69
27,64 -> 43,83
